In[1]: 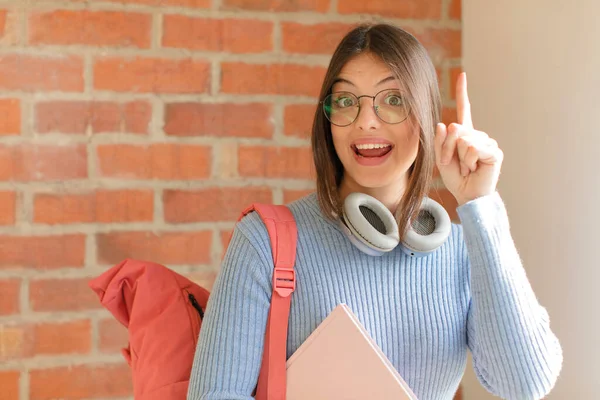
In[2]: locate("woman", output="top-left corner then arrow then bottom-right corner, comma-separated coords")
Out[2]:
187,24 -> 562,400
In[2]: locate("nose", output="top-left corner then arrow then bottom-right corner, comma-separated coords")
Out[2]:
355,97 -> 381,131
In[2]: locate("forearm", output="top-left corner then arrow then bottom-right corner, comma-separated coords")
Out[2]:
458,192 -> 562,399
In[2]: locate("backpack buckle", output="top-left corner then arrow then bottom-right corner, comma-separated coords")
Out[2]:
273,267 -> 295,298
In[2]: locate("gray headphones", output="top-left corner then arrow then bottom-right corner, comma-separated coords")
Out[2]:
339,192 -> 452,257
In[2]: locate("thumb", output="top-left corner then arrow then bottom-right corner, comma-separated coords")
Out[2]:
434,123 -> 447,167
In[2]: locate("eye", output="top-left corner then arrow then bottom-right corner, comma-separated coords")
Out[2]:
384,94 -> 404,106
334,96 -> 356,108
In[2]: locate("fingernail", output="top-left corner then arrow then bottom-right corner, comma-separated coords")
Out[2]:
436,123 -> 444,136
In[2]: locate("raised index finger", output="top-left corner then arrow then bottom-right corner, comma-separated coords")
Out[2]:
456,72 -> 473,129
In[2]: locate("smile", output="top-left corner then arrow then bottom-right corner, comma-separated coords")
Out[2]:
352,143 -> 393,157
350,140 -> 394,166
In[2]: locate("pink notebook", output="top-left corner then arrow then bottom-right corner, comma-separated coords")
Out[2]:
285,303 -> 419,400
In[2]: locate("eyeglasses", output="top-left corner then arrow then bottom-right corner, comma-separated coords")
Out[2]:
321,89 -> 410,127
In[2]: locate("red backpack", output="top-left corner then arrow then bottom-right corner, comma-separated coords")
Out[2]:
88,204 -> 297,400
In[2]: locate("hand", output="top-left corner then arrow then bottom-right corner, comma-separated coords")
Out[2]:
434,72 -> 504,206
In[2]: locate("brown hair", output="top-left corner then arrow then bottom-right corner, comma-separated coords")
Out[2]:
311,23 -> 441,241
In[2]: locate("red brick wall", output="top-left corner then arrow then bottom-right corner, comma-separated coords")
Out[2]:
0,0 -> 461,399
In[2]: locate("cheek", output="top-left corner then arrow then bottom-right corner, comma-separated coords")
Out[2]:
409,128 -> 421,151
393,125 -> 420,154
331,126 -> 350,157
405,131 -> 421,161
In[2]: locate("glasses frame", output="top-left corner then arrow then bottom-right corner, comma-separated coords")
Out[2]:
320,88 -> 410,127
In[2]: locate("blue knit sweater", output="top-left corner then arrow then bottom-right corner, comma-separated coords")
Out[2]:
187,191 -> 562,400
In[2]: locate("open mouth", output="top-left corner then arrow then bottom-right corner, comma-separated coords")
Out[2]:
351,143 -> 393,158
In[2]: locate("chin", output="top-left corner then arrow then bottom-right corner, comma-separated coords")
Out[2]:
344,162 -> 411,192
352,169 -> 399,189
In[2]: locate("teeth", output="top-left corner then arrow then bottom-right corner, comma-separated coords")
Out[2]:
355,143 -> 391,150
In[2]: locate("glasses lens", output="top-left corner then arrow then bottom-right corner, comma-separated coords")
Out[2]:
374,89 -> 409,124
323,92 -> 359,126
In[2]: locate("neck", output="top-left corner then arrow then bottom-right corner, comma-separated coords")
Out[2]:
338,175 -> 408,215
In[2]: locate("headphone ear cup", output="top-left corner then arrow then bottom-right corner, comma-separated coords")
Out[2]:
401,197 -> 452,257
342,192 -> 400,256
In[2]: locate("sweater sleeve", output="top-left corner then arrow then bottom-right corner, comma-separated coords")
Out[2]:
457,191 -> 563,400
187,215 -> 273,400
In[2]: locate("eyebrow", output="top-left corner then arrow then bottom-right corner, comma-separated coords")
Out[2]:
332,75 -> 397,87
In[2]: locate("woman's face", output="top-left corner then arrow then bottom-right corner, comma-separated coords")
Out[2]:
330,52 -> 420,196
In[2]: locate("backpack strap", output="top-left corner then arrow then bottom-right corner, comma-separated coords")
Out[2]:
239,203 -> 297,400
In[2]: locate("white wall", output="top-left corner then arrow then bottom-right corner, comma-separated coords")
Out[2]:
462,1 -> 600,398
